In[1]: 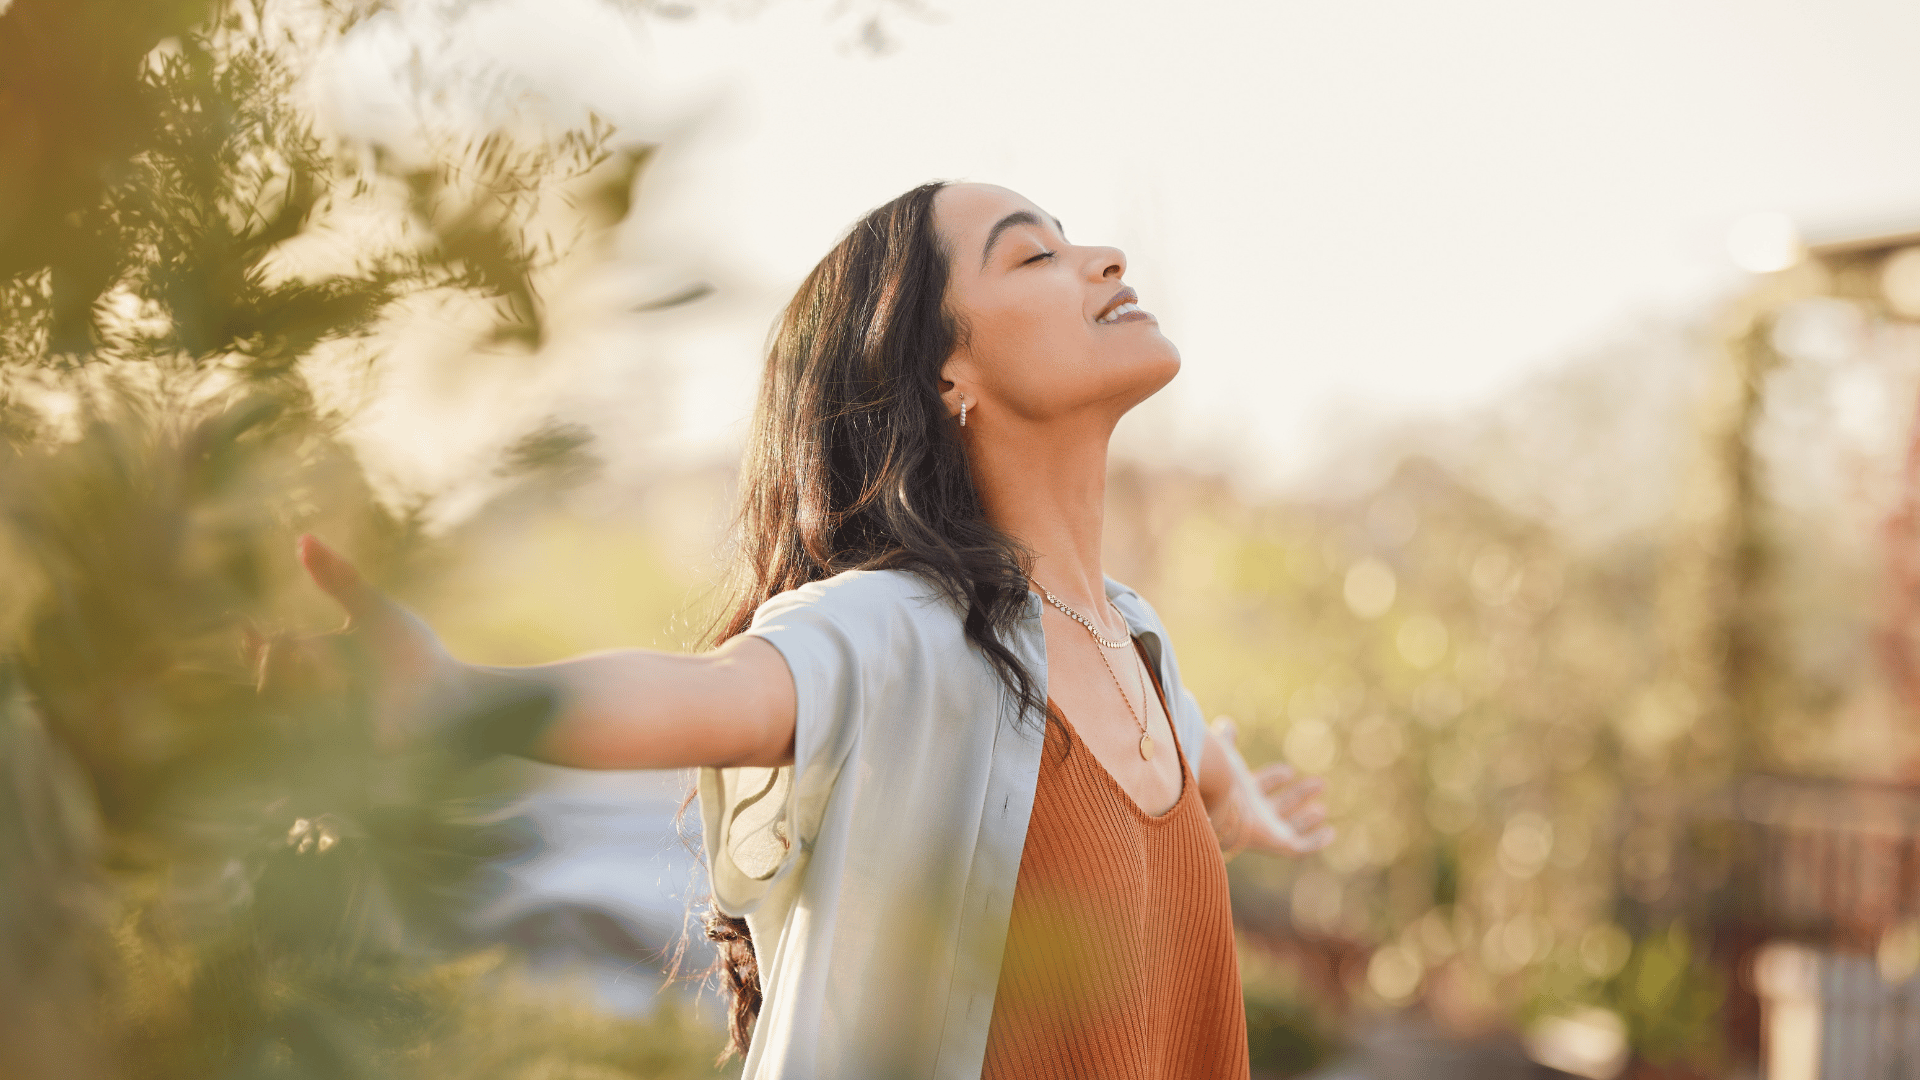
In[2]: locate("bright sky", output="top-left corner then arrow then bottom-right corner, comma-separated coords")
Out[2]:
322,0 -> 1920,495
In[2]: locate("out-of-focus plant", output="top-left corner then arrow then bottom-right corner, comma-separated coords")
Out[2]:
1597,925 -> 1725,1070
1107,311 -> 1806,1071
0,0 -> 730,1077
1238,941 -> 1342,1077
1134,457 -> 1657,1030
1111,281 -> 1907,1073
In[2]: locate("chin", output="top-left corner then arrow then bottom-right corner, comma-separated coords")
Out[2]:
1112,349 -> 1180,408
1147,355 -> 1181,395
1142,338 -> 1182,386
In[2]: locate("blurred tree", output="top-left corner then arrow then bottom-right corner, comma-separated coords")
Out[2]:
0,1 -> 730,1077
1108,322 -> 1755,1073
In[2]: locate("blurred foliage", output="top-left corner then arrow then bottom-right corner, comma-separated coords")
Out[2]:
1238,942 -> 1342,1077
1118,458 -> 1672,1063
1108,289 -> 1906,1072
0,0 -> 645,371
1108,441 -> 1754,1071
0,0 -> 730,1077
1600,925 -> 1724,1068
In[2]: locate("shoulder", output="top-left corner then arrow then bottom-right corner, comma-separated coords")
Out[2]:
1104,576 -> 1171,635
744,568 -> 994,731
751,567 -> 961,636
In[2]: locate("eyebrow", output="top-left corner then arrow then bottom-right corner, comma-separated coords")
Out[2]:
981,210 -> 1066,267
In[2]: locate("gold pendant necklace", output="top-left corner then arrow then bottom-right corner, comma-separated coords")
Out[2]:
1103,645 -> 1154,760
1038,582 -> 1154,760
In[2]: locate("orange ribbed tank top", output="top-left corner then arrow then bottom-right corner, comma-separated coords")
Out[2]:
980,645 -> 1248,1079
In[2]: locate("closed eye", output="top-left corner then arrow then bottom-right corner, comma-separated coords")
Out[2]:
1024,250 -> 1056,265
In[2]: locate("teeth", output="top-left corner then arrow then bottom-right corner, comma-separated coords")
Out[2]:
1098,302 -> 1142,324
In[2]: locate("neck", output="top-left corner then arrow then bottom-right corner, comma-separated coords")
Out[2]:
968,410 -> 1115,616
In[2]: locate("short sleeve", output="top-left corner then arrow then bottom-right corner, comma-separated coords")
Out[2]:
696,573 -> 895,916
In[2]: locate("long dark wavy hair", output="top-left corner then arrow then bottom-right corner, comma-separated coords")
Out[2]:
698,181 -> 1046,1058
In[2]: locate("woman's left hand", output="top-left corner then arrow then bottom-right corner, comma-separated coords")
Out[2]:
1205,717 -> 1334,858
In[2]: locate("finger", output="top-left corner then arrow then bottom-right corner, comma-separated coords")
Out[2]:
1292,824 -> 1335,852
1268,776 -> 1324,813
298,534 -> 377,622
1255,761 -> 1297,792
1248,813 -> 1334,856
1283,804 -> 1328,834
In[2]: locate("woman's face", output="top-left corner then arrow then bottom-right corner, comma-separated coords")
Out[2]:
933,183 -> 1179,428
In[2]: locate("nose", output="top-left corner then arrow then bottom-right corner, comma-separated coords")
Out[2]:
1084,244 -> 1126,280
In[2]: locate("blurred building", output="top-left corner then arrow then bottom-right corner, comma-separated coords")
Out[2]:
1722,224 -> 1920,1080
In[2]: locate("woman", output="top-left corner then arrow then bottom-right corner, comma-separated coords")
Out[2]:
299,180 -> 1333,1078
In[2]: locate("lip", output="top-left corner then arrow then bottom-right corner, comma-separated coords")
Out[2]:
1094,286 -> 1153,325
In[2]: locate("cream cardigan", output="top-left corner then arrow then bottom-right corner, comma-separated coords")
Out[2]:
698,569 -> 1210,1079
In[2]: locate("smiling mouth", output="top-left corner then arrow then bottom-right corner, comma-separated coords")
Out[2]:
1095,287 -> 1152,325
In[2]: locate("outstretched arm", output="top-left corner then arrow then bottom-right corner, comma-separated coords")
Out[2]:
1196,717 -> 1333,858
297,535 -> 796,771
503,637 -> 795,769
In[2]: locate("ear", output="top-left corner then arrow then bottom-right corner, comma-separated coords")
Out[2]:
937,355 -> 977,421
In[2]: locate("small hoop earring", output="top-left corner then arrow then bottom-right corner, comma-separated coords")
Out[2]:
959,396 -> 968,428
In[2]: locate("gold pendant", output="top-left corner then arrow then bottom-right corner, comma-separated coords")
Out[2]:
1139,732 -> 1155,760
